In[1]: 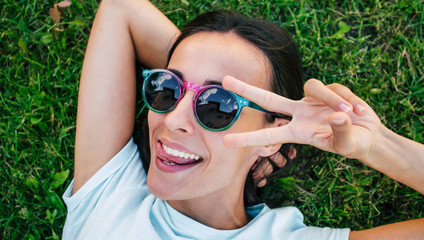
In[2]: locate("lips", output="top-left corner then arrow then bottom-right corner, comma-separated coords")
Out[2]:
156,141 -> 203,166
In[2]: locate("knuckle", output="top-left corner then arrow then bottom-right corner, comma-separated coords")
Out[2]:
332,83 -> 354,97
276,156 -> 288,167
262,90 -> 275,107
264,164 -> 273,175
304,79 -> 323,94
244,132 -> 255,147
281,157 -> 287,167
252,170 -> 261,178
327,83 -> 343,90
239,80 -> 248,95
271,153 -> 283,163
258,179 -> 266,187
262,129 -> 274,145
305,78 -> 320,86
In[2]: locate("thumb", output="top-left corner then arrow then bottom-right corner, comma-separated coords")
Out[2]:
328,112 -> 357,157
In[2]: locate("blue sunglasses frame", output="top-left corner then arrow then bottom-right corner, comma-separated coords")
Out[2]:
142,69 -> 275,131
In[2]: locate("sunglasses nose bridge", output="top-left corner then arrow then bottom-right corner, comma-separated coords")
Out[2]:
183,81 -> 201,93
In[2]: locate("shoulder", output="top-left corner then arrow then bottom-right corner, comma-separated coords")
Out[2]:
73,191 -> 160,240
63,138 -> 151,239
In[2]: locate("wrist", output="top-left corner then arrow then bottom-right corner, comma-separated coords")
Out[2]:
360,124 -> 424,194
360,125 -> 407,172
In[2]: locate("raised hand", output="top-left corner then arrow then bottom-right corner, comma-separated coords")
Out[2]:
222,76 -> 383,163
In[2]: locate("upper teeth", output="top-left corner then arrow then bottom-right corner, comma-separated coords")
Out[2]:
162,143 -> 201,160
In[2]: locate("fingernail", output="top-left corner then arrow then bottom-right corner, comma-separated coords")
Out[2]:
331,117 -> 346,126
338,103 -> 351,113
356,104 -> 365,113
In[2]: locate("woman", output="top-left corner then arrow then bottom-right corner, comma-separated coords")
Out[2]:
63,0 -> 424,239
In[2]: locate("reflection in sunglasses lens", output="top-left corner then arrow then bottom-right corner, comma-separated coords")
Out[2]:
197,88 -> 238,129
146,73 -> 180,111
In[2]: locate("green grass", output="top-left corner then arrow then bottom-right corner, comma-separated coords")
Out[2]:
1,0 -> 423,238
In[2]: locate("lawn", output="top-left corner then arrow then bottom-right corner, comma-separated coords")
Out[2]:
1,0 -> 423,238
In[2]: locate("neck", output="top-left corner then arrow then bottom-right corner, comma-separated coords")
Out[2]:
167,189 -> 250,230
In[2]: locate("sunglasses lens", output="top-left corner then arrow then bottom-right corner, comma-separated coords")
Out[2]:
144,72 -> 180,111
196,88 -> 238,130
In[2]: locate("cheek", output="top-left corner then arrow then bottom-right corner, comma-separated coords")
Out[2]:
147,111 -> 164,152
217,112 -> 267,166
148,111 -> 164,131
208,134 -> 258,173
233,110 -> 268,132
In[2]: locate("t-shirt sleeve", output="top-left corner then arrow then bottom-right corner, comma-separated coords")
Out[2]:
62,138 -> 148,240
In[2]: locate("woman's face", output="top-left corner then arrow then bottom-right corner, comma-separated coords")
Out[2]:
147,31 -> 272,201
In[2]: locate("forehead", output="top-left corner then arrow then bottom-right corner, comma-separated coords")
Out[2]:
168,32 -> 271,90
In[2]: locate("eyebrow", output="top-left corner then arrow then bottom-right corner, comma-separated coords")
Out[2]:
168,68 -> 184,80
204,80 -> 222,86
167,68 -> 222,86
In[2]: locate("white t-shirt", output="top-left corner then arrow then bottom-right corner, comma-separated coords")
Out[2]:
62,138 -> 350,239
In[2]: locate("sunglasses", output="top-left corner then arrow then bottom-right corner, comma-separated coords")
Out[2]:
142,69 -> 277,131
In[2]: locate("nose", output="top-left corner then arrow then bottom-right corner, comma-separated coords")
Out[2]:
163,90 -> 196,134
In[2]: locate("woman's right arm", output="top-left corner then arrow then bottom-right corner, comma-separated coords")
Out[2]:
223,78 -> 424,195
73,0 -> 179,193
222,77 -> 424,239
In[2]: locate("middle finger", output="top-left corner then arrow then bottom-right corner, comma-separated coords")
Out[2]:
222,76 -> 296,116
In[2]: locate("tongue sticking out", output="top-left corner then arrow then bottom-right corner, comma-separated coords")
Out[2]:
156,142 -> 203,165
160,155 -> 200,165
160,156 -> 198,165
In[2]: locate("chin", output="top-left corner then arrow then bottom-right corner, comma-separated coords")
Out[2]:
147,172 -> 164,198
147,173 -> 178,200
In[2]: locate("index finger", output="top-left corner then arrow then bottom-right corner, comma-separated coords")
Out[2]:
222,76 -> 296,116
223,125 -> 296,148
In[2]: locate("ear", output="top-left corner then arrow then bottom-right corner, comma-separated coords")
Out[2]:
256,118 -> 290,157
256,143 -> 282,157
